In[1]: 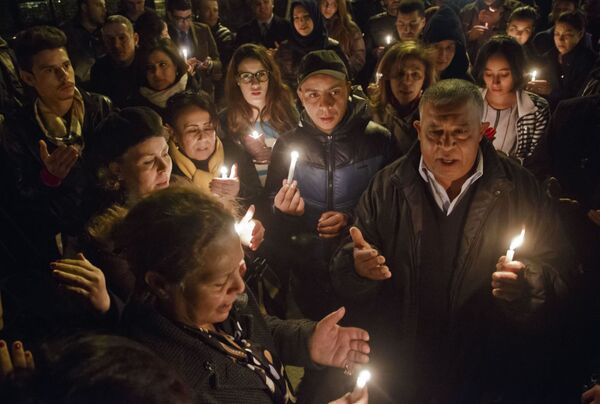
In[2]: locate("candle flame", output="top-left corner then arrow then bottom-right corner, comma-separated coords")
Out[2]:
251,130 -> 260,139
509,228 -> 525,250
356,369 -> 371,388
220,166 -> 228,178
291,150 -> 299,160
530,70 -> 537,81
386,35 -> 392,45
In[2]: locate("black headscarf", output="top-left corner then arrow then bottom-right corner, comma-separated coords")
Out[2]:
290,0 -> 328,50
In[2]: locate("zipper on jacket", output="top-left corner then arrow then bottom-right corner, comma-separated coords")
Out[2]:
326,136 -> 334,211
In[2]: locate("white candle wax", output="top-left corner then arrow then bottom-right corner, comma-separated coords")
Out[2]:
505,228 -> 525,262
287,151 -> 299,183
356,370 -> 371,389
530,70 -> 537,81
484,22 -> 489,28
375,72 -> 383,84
235,206 -> 256,246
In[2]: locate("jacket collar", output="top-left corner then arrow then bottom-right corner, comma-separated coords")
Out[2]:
480,88 -> 535,119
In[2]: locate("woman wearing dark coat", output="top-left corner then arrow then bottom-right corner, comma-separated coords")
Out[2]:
275,0 -> 350,89
115,186 -> 371,403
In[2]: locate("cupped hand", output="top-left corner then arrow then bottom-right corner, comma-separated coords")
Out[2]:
318,211 -> 348,239
51,253 -> 111,313
309,307 -> 370,372
39,139 -> 79,179
350,227 -> 391,280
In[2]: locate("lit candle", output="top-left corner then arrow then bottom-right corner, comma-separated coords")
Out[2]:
506,228 -> 525,262
385,34 -> 392,45
181,47 -> 188,60
375,72 -> 383,84
489,6 -> 496,12
356,369 -> 372,389
250,130 -> 261,139
235,206 -> 256,246
287,150 -> 299,184
484,22 -> 489,28
530,70 -> 537,81
220,166 -> 229,179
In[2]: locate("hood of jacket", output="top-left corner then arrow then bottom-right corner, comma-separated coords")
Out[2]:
422,6 -> 470,79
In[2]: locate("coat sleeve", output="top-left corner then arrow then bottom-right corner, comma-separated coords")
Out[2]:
347,29 -> 366,78
205,26 -> 223,82
264,314 -> 317,367
330,173 -> 388,304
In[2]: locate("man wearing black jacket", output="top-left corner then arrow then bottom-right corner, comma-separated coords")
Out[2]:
236,0 -> 293,49
1,26 -> 112,267
331,79 -> 574,403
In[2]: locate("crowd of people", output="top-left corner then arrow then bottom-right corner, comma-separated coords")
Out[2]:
0,0 -> 598,403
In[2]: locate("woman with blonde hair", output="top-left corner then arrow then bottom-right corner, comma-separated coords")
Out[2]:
222,44 -> 299,184
370,41 -> 437,156
320,0 -> 366,77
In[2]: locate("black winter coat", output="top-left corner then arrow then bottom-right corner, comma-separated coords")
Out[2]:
0,90 -> 112,264
330,139 -> 575,403
264,98 -> 395,318
122,291 -> 316,403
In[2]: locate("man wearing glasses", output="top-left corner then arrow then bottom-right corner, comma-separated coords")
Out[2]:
167,0 -> 222,99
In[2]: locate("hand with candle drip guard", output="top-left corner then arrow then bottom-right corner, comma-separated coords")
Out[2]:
242,131 -> 272,163
210,163 -> 240,198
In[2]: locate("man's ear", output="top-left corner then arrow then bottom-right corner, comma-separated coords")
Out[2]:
133,32 -> 139,47
145,271 -> 170,299
165,124 -> 176,141
413,120 -> 422,139
296,86 -> 303,104
19,70 -> 35,87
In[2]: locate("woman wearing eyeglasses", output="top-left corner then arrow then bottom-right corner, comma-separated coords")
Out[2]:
165,91 -> 262,210
222,44 -> 299,185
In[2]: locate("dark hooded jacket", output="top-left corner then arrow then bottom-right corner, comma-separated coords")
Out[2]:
275,0 -> 350,89
330,138 -> 575,403
423,6 -> 474,82
543,39 -> 597,110
264,96 -> 395,319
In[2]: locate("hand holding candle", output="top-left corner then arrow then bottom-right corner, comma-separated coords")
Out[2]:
492,228 -> 527,301
210,163 -> 240,198
235,205 -> 264,250
242,131 -> 271,163
287,150 -> 299,184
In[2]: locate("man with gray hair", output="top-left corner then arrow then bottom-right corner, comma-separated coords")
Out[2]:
331,79 -> 574,402
90,15 -> 139,107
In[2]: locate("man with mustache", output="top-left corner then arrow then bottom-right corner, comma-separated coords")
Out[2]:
331,79 -> 574,403
0,26 -> 112,266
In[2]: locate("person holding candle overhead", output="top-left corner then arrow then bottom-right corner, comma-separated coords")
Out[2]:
471,35 -> 550,166
331,79 -> 575,403
265,49 -> 395,402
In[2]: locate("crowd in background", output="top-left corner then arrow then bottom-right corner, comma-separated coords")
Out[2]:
0,0 -> 598,403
